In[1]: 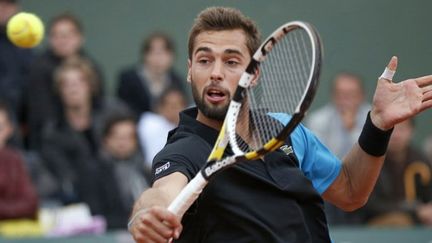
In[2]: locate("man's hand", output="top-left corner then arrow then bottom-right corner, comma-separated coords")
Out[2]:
370,56 -> 432,130
129,206 -> 182,243
128,173 -> 189,242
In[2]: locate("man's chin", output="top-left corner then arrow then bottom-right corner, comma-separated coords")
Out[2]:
200,104 -> 228,121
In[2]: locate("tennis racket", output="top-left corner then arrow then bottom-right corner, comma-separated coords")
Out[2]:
168,21 -> 322,217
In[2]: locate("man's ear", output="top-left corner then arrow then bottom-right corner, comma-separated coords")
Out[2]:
187,59 -> 192,83
250,67 -> 260,86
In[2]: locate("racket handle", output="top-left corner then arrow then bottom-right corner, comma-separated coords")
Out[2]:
168,172 -> 208,217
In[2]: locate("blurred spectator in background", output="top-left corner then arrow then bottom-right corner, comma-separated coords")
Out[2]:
39,58 -> 124,213
117,32 -> 187,116
138,88 -> 187,169
0,101 -> 38,220
27,12 -> 104,150
0,0 -> 33,133
306,72 -> 370,225
96,112 -> 150,229
307,72 -> 370,158
363,119 -> 432,226
424,135 -> 432,165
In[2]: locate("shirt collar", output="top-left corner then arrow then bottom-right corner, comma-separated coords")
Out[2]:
177,107 -> 220,146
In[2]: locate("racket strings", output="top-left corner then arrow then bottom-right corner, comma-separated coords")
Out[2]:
237,27 -> 313,153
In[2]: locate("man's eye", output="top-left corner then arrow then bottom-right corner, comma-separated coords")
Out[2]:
198,59 -> 210,64
226,60 -> 239,66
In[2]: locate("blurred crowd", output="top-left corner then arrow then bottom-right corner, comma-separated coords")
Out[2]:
0,0 -> 188,234
1,0 -> 432,237
306,73 -> 432,227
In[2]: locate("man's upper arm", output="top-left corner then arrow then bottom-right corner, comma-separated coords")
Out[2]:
152,172 -> 189,205
321,169 -> 345,203
151,134 -> 209,183
291,123 -> 342,194
149,132 -> 210,207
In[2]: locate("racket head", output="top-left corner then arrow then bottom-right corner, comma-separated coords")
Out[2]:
167,21 -> 323,217
227,21 -> 322,159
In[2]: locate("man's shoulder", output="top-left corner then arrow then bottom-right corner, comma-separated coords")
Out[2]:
155,128 -> 211,161
152,128 -> 211,181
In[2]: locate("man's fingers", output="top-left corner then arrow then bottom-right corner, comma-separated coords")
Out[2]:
387,56 -> 398,71
130,206 -> 182,243
379,56 -> 398,81
141,213 -> 176,239
420,99 -> 432,113
420,88 -> 432,112
173,224 -> 183,239
416,75 -> 432,88
131,227 -> 159,243
148,207 -> 183,239
422,89 -> 432,103
139,222 -> 170,243
423,85 -> 432,95
150,207 -> 182,228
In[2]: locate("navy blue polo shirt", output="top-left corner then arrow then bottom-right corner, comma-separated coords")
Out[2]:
152,107 -> 341,243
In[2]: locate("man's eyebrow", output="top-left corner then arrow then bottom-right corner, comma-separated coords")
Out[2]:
194,47 -> 245,57
224,48 -> 244,57
194,47 -> 212,55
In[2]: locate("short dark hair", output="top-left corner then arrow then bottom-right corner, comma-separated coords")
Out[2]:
53,57 -> 99,96
331,72 -> 365,94
102,111 -> 137,138
188,7 -> 261,59
141,32 -> 175,57
48,12 -> 83,34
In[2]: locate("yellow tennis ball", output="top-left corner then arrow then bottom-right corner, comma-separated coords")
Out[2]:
7,12 -> 44,48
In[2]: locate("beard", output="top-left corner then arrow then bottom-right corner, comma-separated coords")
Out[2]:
191,80 -> 230,121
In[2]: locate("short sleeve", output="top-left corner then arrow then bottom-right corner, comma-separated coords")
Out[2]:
151,135 -> 210,184
152,153 -> 198,183
291,124 -> 342,194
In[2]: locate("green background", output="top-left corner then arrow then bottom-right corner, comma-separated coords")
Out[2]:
19,0 -> 432,146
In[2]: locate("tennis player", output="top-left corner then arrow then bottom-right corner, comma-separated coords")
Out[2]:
129,7 -> 432,243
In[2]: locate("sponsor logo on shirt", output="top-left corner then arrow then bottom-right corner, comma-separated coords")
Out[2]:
155,162 -> 171,175
280,145 -> 293,156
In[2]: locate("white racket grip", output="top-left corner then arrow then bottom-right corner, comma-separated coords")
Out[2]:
238,72 -> 254,88
167,172 -> 208,217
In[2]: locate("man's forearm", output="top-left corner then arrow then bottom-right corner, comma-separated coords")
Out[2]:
131,187 -> 171,217
341,143 -> 385,207
130,172 -> 189,224
128,187 -> 172,230
323,143 -> 386,211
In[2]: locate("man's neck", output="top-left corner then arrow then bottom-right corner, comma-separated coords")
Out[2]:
195,108 -> 256,149
196,110 -> 223,131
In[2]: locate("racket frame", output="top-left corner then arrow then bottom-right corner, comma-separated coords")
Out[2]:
167,20 -> 322,217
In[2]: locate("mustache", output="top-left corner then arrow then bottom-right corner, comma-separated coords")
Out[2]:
203,83 -> 230,96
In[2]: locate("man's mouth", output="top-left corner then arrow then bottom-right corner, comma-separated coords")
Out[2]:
205,88 -> 227,104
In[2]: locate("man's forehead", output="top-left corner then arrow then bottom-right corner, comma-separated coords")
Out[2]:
193,29 -> 249,55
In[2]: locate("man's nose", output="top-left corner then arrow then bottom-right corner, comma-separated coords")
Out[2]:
210,60 -> 224,82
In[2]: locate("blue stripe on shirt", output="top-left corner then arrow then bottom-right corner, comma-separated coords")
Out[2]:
268,112 -> 342,194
